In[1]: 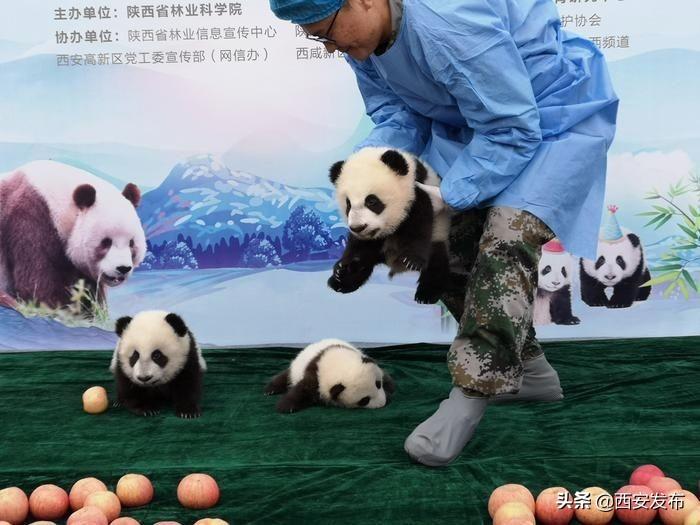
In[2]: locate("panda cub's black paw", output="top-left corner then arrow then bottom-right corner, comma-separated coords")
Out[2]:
414,285 -> 442,305
327,260 -> 365,293
177,409 -> 202,419
140,408 -> 160,417
112,400 -> 122,408
400,253 -> 427,272
276,396 -> 302,414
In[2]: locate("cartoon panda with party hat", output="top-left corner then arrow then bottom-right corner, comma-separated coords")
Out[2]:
534,238 -> 580,326
579,205 -> 652,308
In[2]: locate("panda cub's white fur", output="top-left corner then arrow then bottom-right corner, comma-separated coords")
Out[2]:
328,147 -> 452,304
334,147 -> 448,244
111,310 -> 206,418
265,338 -> 395,413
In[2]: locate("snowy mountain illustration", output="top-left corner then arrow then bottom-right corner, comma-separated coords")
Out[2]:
138,155 -> 347,268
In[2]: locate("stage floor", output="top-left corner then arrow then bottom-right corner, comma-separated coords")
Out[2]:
1,337 -> 698,524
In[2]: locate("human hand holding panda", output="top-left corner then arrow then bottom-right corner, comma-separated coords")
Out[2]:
327,147 -> 451,305
110,310 -> 206,418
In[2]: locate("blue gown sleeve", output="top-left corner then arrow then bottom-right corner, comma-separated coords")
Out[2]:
413,5 -> 543,210
346,57 -> 431,156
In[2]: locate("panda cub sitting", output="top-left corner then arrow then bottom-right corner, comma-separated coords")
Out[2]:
327,147 -> 451,304
110,310 -> 206,418
264,338 -> 395,413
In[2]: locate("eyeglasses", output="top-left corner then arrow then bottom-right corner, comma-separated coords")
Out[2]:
304,8 -> 340,45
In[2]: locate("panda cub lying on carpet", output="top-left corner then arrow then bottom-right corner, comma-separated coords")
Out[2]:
110,310 -> 206,418
264,338 -> 395,413
328,147 -> 451,304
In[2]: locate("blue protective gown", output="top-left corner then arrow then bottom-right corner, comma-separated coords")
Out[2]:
347,0 -> 619,260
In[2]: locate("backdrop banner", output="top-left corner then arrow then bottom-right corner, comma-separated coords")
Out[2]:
0,1 -> 698,350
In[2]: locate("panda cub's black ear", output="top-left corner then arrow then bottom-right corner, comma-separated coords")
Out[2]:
165,313 -> 189,337
115,316 -> 133,337
329,160 -> 344,185
380,149 -> 409,176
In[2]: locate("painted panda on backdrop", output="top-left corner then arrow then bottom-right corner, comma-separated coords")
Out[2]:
533,239 -> 580,326
0,160 -> 146,314
580,205 -> 652,308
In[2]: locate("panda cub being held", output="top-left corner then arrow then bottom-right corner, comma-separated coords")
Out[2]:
264,338 -> 395,413
110,310 -> 206,418
328,147 -> 451,304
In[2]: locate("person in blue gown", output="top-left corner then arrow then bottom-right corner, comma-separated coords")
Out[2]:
269,0 -> 618,466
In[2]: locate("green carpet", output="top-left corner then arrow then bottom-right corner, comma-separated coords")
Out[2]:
0,337 -> 699,524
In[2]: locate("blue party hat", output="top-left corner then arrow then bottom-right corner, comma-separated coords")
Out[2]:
600,204 -> 623,242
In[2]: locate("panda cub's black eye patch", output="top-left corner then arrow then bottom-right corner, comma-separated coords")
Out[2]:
541,265 -> 551,275
595,256 -> 605,270
151,349 -> 168,368
101,237 -> 112,249
616,256 -> 626,270
561,266 -> 567,278
375,380 -> 381,389
364,194 -> 385,214
345,197 -> 351,215
129,350 -> 139,367
358,396 -> 371,407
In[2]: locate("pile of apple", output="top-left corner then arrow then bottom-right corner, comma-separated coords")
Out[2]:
488,464 -> 699,524
0,473 -> 227,525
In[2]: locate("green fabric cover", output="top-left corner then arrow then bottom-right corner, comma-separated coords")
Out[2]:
0,337 -> 698,524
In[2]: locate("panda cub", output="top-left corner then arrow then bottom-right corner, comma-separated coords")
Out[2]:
580,232 -> 652,308
264,338 -> 395,413
110,310 -> 206,418
534,242 -> 580,326
328,147 -> 451,304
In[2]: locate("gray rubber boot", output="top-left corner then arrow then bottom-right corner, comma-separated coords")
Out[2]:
404,387 -> 488,467
489,354 -> 563,404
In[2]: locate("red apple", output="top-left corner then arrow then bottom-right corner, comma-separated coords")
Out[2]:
82,386 -> 109,414
493,502 -> 536,525
575,486 -> 615,525
111,518 -> 141,525
630,465 -> 665,487
488,484 -> 535,518
659,490 -> 699,525
69,478 -> 108,510
536,487 -> 574,525
177,474 -> 220,510
614,484 -> 657,524
683,507 -> 700,525
67,505 -> 108,525
29,485 -> 69,520
116,474 -> 153,507
84,491 -> 121,522
648,477 -> 683,495
0,487 -> 29,525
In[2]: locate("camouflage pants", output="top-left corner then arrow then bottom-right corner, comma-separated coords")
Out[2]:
441,207 -> 555,397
